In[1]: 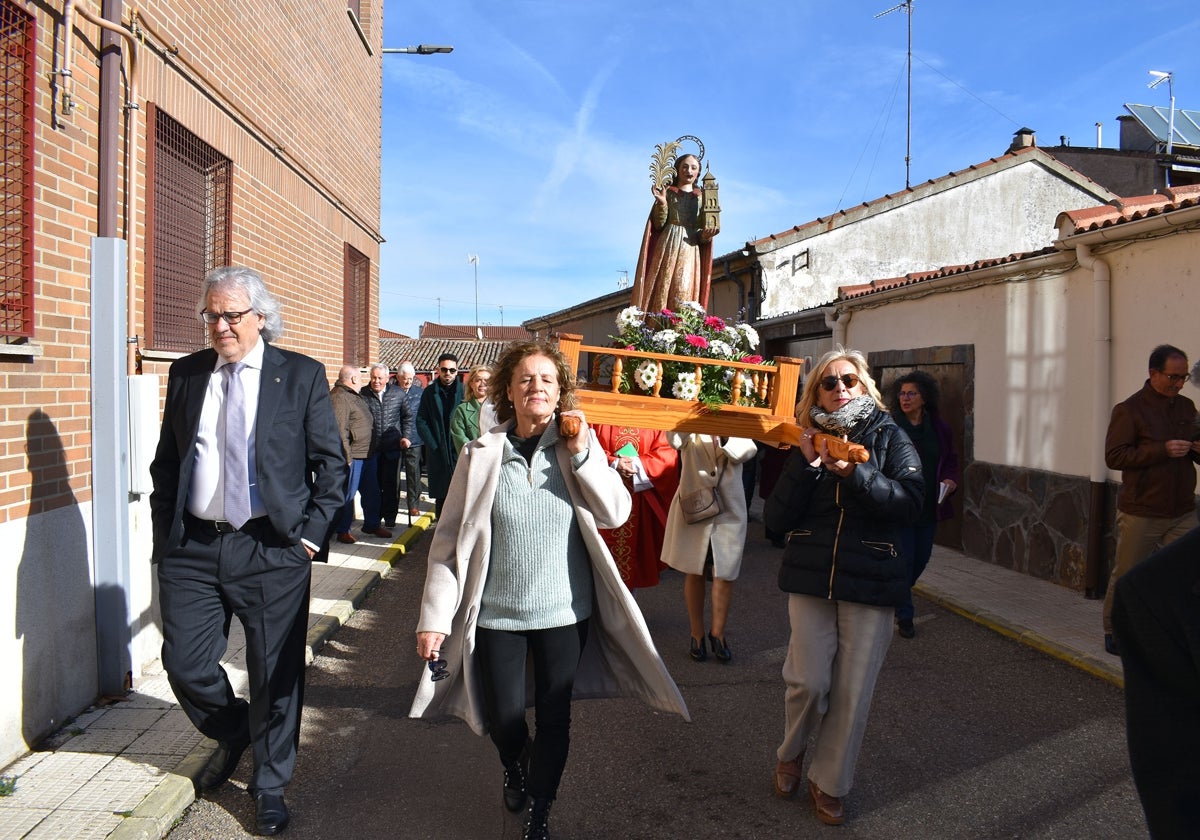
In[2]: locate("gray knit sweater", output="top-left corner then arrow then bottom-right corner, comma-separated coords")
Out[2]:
477,427 -> 594,631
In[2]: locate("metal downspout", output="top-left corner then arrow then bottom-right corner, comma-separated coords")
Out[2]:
824,307 -> 851,347
74,0 -> 140,374
1077,243 -> 1111,596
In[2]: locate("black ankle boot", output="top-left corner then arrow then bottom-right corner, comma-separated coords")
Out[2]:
502,741 -> 531,813
524,797 -> 552,840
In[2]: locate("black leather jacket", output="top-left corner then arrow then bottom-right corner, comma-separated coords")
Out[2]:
360,383 -> 405,455
765,408 -> 924,607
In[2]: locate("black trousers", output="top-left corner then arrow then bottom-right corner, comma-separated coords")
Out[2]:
475,621 -> 589,800
378,454 -> 401,525
158,516 -> 311,796
400,444 -> 423,509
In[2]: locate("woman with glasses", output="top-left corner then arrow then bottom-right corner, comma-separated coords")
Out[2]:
888,371 -> 959,639
410,340 -> 688,840
764,347 -> 923,826
450,365 -> 493,454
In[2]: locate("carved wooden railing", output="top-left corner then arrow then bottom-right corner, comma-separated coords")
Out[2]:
554,333 -> 805,445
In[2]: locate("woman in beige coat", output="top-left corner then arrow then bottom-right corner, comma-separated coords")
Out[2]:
661,433 -> 757,663
410,341 -> 688,840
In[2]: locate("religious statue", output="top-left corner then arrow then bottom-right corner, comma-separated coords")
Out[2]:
631,136 -> 719,314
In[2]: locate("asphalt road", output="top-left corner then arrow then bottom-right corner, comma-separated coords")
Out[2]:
167,526 -> 1146,839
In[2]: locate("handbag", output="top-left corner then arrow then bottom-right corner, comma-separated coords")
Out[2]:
679,486 -> 722,524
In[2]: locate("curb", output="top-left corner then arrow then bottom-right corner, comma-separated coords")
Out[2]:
116,515 -> 434,840
914,582 -> 1124,689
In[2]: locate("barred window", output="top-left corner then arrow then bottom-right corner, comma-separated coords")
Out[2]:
146,104 -> 231,352
0,1 -> 35,340
343,245 -> 370,366
347,0 -> 362,19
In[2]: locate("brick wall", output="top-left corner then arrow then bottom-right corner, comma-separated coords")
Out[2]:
0,0 -> 383,523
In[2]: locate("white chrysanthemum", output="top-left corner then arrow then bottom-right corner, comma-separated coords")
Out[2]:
708,339 -> 734,358
723,325 -> 741,344
672,372 -> 699,401
679,300 -> 705,314
634,360 -> 658,392
651,329 -> 679,348
736,322 -> 760,349
616,306 -> 643,329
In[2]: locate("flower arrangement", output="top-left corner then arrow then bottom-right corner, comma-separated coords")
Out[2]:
610,301 -> 769,408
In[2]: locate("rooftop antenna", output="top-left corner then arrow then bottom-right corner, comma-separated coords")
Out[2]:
617,269 -> 629,289
1149,70 -> 1175,187
875,1 -> 913,189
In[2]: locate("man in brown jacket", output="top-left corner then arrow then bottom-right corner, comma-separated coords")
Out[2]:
330,365 -> 375,543
1103,344 -> 1200,655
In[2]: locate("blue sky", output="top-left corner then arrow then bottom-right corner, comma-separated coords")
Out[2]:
380,1 -> 1199,337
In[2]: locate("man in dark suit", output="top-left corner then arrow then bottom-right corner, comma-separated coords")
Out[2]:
1112,526 -> 1200,839
416,352 -> 463,517
149,266 -> 346,836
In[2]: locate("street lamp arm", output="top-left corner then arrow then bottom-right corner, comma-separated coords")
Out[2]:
382,45 -> 454,55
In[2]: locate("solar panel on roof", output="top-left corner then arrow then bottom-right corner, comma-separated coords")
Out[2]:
1125,103 -> 1200,149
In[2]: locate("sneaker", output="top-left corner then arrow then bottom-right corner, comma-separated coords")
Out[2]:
898,619 -> 915,639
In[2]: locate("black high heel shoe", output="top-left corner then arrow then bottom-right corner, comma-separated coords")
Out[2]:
708,632 -> 732,663
689,636 -> 707,662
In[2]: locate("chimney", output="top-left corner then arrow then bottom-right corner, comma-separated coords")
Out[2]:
1010,127 -> 1037,152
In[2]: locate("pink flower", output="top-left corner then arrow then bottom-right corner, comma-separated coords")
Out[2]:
660,308 -> 675,318
704,315 -> 726,330
685,334 -> 709,349
625,344 -> 635,350
740,354 -> 763,364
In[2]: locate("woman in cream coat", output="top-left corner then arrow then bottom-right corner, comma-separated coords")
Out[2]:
410,341 -> 688,840
661,433 -> 757,663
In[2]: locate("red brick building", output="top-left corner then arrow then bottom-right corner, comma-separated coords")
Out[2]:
1,0 -> 383,763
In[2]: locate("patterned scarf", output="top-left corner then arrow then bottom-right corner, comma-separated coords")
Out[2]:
809,394 -> 876,437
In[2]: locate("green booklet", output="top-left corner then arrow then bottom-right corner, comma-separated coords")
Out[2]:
615,442 -> 639,457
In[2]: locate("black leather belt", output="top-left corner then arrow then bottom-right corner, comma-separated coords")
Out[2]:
185,513 -> 269,535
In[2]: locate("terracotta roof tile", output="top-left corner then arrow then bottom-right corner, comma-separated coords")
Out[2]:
1057,185 -> 1200,234
839,248 -> 1059,300
418,322 -> 531,341
377,337 -> 516,374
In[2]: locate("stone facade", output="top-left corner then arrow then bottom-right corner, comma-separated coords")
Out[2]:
961,461 -> 1117,592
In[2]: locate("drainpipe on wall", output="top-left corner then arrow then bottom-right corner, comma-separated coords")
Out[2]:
824,307 -> 851,347
1076,243 -> 1111,597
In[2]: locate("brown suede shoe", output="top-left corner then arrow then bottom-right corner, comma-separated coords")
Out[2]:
809,780 -> 845,825
773,754 -> 804,799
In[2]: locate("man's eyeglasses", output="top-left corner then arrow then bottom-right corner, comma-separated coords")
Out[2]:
1157,371 -> 1191,384
428,656 -> 449,682
819,374 -> 861,391
439,367 -> 457,374
201,308 -> 254,325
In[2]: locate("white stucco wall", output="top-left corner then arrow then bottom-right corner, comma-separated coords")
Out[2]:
842,223 -> 1200,485
760,162 -> 1110,317
0,501 -> 161,767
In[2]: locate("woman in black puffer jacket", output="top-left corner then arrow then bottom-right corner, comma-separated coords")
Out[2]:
764,347 -> 923,827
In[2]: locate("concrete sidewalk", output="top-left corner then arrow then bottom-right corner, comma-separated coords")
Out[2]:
0,530 -> 1122,840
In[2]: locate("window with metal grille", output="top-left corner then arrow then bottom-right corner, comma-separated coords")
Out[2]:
347,0 -> 362,20
0,1 -> 35,340
343,245 -> 370,366
146,104 -> 231,352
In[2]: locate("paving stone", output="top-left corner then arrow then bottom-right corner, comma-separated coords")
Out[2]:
22,808 -> 123,839
0,807 -> 51,838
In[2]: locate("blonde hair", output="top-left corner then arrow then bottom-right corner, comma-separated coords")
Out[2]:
795,346 -> 886,428
466,365 -> 492,390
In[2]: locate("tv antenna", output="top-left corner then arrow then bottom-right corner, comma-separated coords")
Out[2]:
875,1 -> 913,189
617,269 -> 629,289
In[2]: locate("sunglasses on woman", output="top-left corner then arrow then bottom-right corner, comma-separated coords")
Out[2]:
819,374 -> 861,391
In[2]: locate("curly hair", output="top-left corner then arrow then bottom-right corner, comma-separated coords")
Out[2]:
795,346 -> 885,428
890,370 -> 940,416
198,266 -> 284,341
487,340 -> 577,424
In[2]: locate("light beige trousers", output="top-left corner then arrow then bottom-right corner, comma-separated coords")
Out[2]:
777,593 -> 894,798
1102,509 -> 1194,632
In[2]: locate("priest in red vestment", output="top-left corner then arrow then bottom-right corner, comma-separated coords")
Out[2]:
594,425 -> 681,590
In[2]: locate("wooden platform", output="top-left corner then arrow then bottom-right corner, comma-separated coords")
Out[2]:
554,333 -> 805,445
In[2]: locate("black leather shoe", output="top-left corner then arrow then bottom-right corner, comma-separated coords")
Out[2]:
254,792 -> 290,836
707,632 -> 732,663
689,636 -> 707,663
195,737 -> 249,793
1104,633 -> 1119,656
898,619 -> 916,639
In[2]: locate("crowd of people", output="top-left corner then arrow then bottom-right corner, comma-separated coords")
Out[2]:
157,267 -> 1193,838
